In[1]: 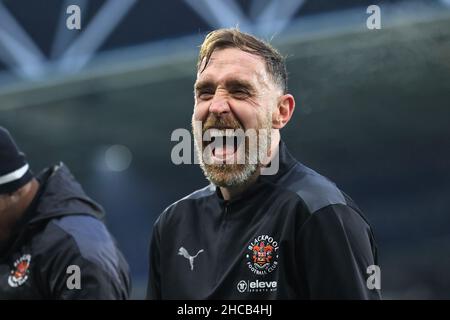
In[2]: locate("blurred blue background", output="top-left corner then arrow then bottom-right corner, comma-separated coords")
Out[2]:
1,0 -> 449,299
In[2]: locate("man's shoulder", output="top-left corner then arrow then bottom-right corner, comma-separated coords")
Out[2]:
33,214 -> 109,244
166,184 -> 215,210
32,215 -> 125,279
27,215 -> 130,298
156,184 -> 216,226
280,162 -> 348,214
276,161 -> 374,240
49,215 -> 113,248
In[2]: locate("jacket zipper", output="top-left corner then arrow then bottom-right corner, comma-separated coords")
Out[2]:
214,202 -> 230,285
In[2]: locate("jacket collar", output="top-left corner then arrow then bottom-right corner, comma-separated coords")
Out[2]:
260,139 -> 298,185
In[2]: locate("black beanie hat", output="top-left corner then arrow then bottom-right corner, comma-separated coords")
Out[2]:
0,127 -> 33,194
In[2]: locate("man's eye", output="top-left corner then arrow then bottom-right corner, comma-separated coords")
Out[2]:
198,91 -> 213,99
232,90 -> 249,98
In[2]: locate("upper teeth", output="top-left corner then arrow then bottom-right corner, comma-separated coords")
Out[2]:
208,129 -> 236,138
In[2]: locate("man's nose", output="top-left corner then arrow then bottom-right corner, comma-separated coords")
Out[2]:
209,95 -> 230,115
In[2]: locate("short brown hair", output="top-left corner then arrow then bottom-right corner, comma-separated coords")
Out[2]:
197,28 -> 288,93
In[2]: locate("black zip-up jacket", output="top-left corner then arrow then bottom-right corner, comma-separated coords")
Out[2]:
147,141 -> 380,299
0,163 -> 131,299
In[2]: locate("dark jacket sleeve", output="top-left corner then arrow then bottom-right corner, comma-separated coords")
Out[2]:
48,247 -> 130,300
146,220 -> 162,299
296,204 -> 381,299
36,217 -> 131,299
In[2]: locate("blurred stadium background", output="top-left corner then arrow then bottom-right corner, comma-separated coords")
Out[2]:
1,0 -> 449,299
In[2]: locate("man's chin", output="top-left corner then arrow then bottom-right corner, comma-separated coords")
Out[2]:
203,164 -> 258,188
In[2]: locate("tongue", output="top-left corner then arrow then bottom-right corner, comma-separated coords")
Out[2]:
214,144 -> 235,158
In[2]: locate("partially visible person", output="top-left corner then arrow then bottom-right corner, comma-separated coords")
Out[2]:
0,127 -> 131,299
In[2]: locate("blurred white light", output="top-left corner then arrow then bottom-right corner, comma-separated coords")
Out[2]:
104,144 -> 132,172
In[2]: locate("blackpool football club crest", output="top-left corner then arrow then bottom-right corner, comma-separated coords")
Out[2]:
8,254 -> 32,287
246,234 -> 279,275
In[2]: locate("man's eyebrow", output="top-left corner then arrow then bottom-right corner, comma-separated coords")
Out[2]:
194,78 -> 257,93
194,80 -> 215,91
224,79 -> 256,91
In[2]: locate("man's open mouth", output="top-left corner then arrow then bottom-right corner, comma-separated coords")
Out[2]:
203,128 -> 245,163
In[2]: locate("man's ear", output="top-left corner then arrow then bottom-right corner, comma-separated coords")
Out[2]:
272,94 -> 295,129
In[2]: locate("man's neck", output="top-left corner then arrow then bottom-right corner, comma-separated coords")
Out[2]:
219,171 -> 259,201
220,131 -> 280,201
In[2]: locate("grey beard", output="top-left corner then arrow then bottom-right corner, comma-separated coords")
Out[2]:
193,111 -> 272,188
194,132 -> 271,188
201,162 -> 259,188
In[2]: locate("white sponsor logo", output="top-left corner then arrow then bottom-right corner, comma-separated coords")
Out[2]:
237,280 -> 278,293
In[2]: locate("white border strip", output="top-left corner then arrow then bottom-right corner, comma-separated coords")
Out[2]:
0,163 -> 29,185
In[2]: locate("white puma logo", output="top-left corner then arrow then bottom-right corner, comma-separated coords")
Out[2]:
178,247 -> 204,271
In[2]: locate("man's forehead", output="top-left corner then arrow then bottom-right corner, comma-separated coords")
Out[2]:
197,48 -> 269,85
208,48 -> 264,66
